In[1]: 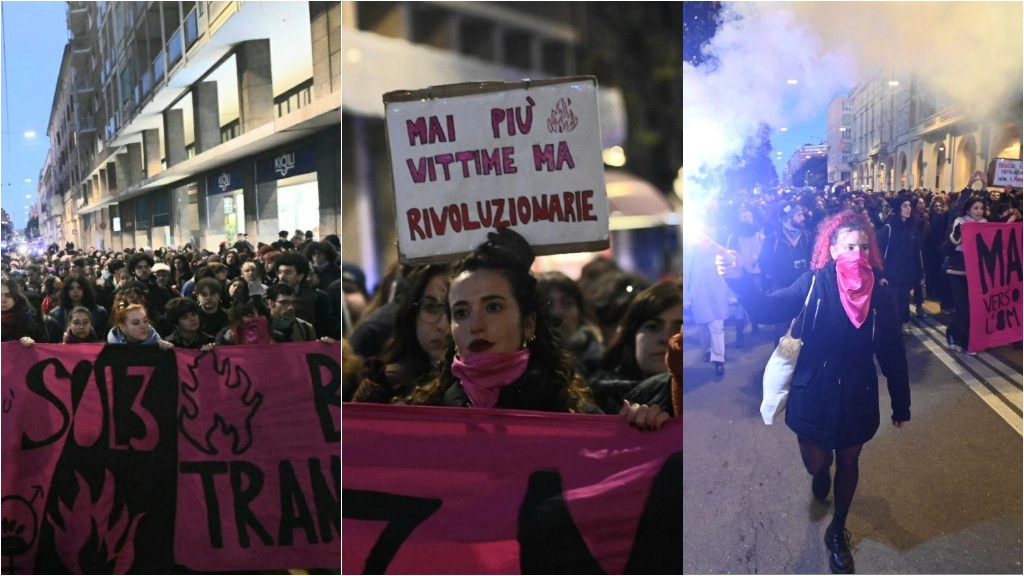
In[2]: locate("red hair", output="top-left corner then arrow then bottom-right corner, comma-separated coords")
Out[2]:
810,210 -> 884,271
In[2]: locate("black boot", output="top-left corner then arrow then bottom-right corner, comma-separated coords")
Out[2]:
713,361 -> 725,376
824,519 -> 854,574
812,453 -> 834,501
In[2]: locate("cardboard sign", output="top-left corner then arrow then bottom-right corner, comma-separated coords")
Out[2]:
993,158 -> 1023,188
961,222 -> 1024,351
341,403 -> 682,574
383,77 -> 610,264
1,342 -> 341,574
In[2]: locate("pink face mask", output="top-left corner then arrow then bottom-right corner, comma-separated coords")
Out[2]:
240,316 -> 272,345
451,349 -> 530,409
834,251 -> 874,328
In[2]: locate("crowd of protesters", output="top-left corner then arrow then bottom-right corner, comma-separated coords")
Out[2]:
685,183 -> 1022,372
341,227 -> 683,429
3,225 -> 684,429
1,230 -> 342,350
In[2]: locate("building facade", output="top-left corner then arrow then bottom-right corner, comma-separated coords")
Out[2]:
826,96 -> 853,185
40,1 -> 341,251
341,1 -> 633,289
784,143 -> 828,187
840,70 -> 1022,193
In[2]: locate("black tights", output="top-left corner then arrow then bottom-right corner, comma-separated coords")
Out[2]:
798,438 -> 863,518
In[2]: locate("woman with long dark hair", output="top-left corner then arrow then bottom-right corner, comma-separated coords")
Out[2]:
49,274 -> 110,339
2,278 -> 47,344
350,264 -> 451,404
944,194 -> 988,355
719,210 -> 910,574
536,271 -> 604,378
406,228 -> 597,413
590,280 -> 683,414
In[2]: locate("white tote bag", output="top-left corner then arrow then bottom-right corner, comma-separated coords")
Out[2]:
760,275 -> 816,425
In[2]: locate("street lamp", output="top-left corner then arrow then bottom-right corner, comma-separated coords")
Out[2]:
780,127 -> 788,132
23,131 -> 36,138
787,79 -> 798,85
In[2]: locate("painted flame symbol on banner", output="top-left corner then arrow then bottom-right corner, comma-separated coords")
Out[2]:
179,351 -> 264,456
49,471 -> 144,575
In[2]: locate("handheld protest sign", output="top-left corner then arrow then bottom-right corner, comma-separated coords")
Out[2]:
383,77 -> 610,264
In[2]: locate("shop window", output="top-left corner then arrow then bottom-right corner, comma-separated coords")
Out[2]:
135,195 -> 151,230
153,191 -> 171,227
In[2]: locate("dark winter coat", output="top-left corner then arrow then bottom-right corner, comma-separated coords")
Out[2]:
878,216 -> 923,284
727,261 -> 911,450
758,229 -> 813,292
624,372 -> 677,417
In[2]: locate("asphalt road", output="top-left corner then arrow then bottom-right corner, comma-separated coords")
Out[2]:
681,312 -> 1023,574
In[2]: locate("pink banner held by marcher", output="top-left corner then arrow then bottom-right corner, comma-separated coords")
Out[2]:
341,403 -> 682,575
961,222 -> 1023,352
174,344 -> 341,572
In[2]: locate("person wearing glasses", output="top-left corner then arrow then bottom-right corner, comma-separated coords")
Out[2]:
266,283 -> 334,344
349,264 -> 450,404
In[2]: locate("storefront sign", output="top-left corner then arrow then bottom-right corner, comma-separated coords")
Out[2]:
383,77 -> 610,264
993,158 -> 1023,187
256,146 -> 317,183
206,168 -> 243,195
962,222 -> 1023,351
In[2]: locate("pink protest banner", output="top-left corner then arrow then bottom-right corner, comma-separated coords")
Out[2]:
962,222 -> 1024,351
1,342 -> 180,575
174,343 -> 340,571
1,341 -> 339,574
341,403 -> 682,574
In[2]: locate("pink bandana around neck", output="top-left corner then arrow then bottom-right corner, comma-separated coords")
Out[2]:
451,348 -> 531,408
834,251 -> 874,328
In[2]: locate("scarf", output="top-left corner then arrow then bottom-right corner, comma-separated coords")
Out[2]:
834,251 -> 874,328
451,348 -> 531,409
233,316 -> 272,345
781,221 -> 802,243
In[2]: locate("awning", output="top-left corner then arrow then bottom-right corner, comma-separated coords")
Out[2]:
604,170 -> 680,231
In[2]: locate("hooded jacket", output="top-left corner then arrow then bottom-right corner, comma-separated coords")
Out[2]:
107,325 -> 165,345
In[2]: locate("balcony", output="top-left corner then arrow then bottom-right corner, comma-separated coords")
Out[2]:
184,8 -> 200,48
76,116 -> 97,133
71,38 -> 90,60
73,78 -> 93,94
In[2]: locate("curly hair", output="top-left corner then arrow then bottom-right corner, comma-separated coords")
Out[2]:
59,274 -> 98,310
405,228 -> 593,413
810,210 -> 884,271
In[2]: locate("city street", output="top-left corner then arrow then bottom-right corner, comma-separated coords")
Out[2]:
682,311 -> 1023,574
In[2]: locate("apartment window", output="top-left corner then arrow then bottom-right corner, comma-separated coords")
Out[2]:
542,41 -> 568,76
503,29 -> 533,71
412,5 -> 452,50
460,18 -> 495,61
184,3 -> 200,48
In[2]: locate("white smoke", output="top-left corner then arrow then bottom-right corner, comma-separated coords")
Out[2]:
683,1 -> 1023,197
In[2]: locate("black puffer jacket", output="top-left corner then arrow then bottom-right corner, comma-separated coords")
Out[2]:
728,261 -> 911,450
